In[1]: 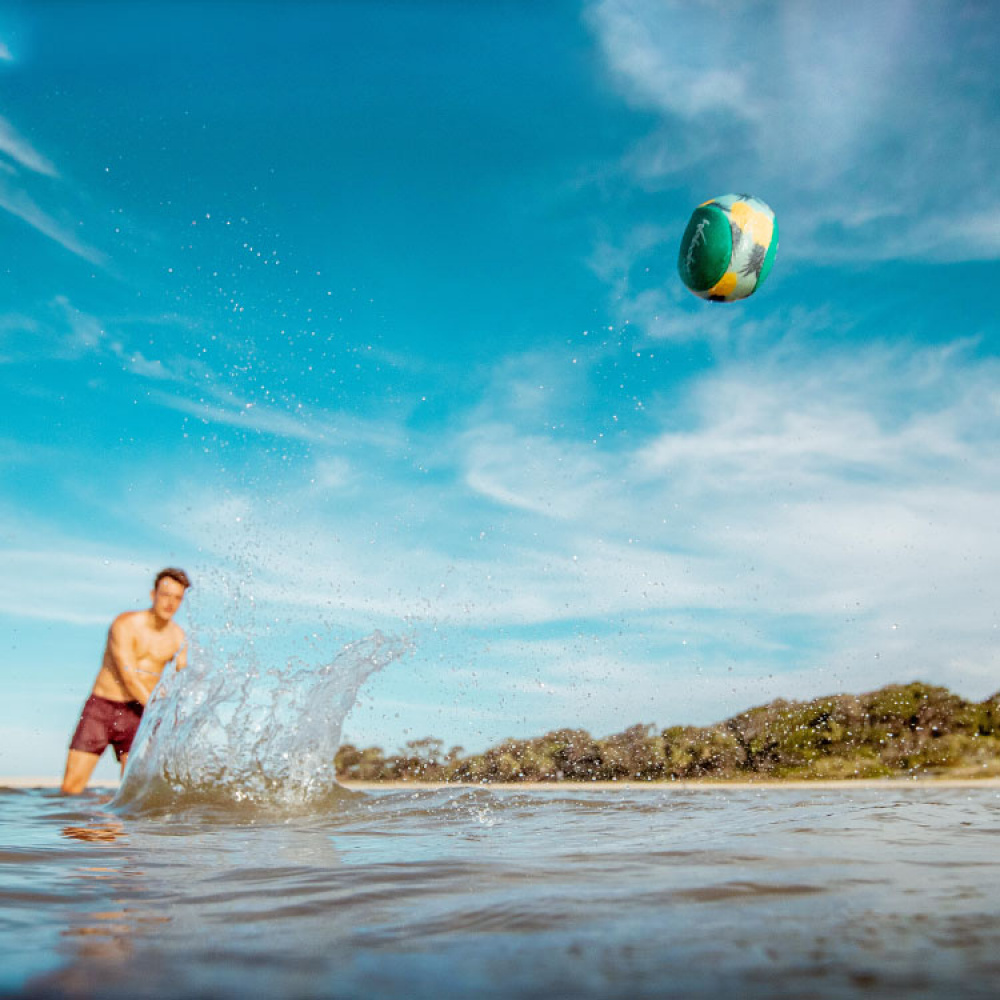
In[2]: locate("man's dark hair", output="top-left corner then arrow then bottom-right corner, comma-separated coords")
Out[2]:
155,567 -> 191,590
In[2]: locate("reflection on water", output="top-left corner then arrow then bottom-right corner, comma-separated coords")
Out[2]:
61,821 -> 126,844
3,784 -> 1000,998
42,813 -> 154,991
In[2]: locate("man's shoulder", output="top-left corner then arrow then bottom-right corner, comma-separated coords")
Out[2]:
110,610 -> 144,633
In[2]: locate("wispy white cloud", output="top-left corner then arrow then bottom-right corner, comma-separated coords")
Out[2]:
52,294 -> 105,352
0,297 -> 224,392
0,179 -> 106,265
147,384 -> 411,458
0,548 -> 155,625
312,456 -> 358,492
0,297 -> 106,363
150,392 -> 329,443
0,113 -> 109,264
0,115 -> 56,176
462,423 -> 607,520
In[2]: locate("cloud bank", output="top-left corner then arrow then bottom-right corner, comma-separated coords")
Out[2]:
10,309 -> 992,742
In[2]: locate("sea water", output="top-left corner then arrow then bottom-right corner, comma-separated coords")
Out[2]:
3,640 -> 1000,998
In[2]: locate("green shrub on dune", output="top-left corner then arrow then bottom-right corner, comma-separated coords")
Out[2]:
334,682 -> 1000,783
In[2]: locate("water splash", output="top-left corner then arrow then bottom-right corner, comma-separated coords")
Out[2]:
112,631 -> 409,816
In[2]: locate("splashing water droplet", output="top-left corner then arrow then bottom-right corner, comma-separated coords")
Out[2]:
113,631 -> 410,816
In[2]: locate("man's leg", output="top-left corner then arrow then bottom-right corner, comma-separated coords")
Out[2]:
61,749 -> 101,795
111,701 -> 143,778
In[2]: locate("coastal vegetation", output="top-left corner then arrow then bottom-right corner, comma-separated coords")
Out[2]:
334,682 -> 1000,783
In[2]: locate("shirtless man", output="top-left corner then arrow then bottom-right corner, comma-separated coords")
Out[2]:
61,568 -> 191,794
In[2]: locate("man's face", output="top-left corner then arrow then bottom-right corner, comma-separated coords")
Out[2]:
151,577 -> 186,621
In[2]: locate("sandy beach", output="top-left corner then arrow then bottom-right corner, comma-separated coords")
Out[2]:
345,777 -> 1000,790
6,776 -> 1000,791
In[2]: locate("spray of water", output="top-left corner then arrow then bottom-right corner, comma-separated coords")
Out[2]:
112,631 -> 409,815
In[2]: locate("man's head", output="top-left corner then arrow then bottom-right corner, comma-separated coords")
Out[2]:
155,568 -> 191,591
151,567 -> 191,622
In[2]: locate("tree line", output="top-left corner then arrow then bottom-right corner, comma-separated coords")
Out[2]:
334,681 -> 1000,782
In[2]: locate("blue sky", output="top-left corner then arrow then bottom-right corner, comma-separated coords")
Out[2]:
2,1 -> 999,779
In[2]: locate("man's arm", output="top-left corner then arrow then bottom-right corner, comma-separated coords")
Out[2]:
175,632 -> 188,671
106,616 -> 152,704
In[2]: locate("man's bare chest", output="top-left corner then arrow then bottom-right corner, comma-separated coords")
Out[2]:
135,628 -> 181,668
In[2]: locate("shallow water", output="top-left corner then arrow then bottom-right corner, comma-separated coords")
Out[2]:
3,783 -> 1000,999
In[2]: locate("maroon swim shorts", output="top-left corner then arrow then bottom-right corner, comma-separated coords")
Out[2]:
69,694 -> 144,760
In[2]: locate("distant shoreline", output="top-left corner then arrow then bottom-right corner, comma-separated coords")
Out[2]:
351,777 -> 1000,790
5,776 -> 1000,791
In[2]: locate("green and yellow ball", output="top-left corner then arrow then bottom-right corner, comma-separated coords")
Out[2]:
677,193 -> 778,302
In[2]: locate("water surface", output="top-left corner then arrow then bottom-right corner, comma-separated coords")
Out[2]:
3,782 -> 999,998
